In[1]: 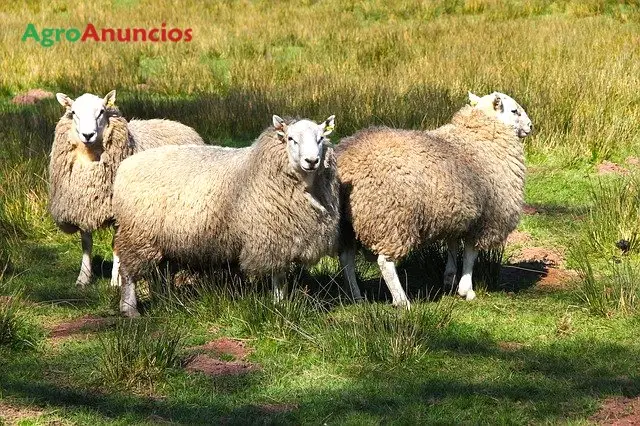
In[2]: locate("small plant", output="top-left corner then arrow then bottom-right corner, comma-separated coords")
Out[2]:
97,319 -> 184,391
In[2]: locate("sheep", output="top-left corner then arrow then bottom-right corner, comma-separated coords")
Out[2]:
112,114 -> 339,317
336,91 -> 533,309
49,90 -> 205,288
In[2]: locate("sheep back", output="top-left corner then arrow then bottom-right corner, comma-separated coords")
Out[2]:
113,128 -> 340,276
48,114 -> 133,233
127,119 -> 205,151
337,106 -> 524,260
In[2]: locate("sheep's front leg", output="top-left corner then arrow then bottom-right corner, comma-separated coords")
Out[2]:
444,239 -> 459,290
458,243 -> 478,301
377,254 -> 410,309
110,252 -> 121,287
339,243 -> 363,301
272,272 -> 287,303
120,273 -> 140,318
76,231 -> 93,287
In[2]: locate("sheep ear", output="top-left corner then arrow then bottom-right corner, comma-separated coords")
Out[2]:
492,93 -> 503,112
321,115 -> 335,136
468,92 -> 481,107
104,90 -> 116,108
273,115 -> 287,138
56,93 -> 73,109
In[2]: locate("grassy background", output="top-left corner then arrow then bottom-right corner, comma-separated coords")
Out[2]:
2,0 -> 640,424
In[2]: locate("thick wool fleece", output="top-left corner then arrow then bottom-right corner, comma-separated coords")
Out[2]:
336,105 -> 525,261
113,127 -> 340,278
128,118 -> 204,151
48,110 -> 133,234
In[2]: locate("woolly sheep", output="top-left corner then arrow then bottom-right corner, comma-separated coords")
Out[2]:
113,114 -> 339,317
337,92 -> 533,309
49,90 -> 205,288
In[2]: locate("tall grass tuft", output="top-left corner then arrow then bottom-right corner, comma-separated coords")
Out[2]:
97,319 -> 184,391
317,301 -> 455,365
0,285 -> 42,350
575,253 -> 640,317
574,175 -> 640,317
583,177 -> 640,257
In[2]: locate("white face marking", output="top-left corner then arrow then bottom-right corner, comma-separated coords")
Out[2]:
69,94 -> 109,144
274,115 -> 335,174
469,92 -> 533,138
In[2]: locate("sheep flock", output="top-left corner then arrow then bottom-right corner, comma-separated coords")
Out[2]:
47,90 -> 533,317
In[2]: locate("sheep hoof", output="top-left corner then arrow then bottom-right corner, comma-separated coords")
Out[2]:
392,299 -> 411,310
465,290 -> 476,301
75,278 -> 90,288
121,308 -> 140,318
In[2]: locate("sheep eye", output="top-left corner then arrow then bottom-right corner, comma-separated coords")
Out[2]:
288,137 -> 297,145
511,109 -> 520,115
318,136 -> 324,144
98,109 -> 104,118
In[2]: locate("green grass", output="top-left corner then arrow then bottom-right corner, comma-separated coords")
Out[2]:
2,0 -> 640,424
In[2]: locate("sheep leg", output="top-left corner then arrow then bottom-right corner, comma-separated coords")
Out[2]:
339,244 -> 363,302
458,243 -> 478,301
119,273 -> 140,318
76,231 -> 93,287
444,239 -> 459,290
110,252 -> 121,287
377,254 -> 410,309
272,272 -> 287,302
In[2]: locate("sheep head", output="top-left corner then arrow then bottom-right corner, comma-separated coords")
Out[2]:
56,90 -> 116,145
273,114 -> 335,174
468,91 -> 533,138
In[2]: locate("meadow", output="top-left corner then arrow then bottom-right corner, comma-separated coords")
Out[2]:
2,0 -> 640,424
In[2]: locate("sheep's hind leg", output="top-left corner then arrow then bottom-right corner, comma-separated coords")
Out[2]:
110,252 -> 121,287
120,272 -> 140,318
272,272 -> 287,303
377,254 -> 410,309
444,239 -> 459,291
339,242 -> 363,302
76,231 -> 93,287
458,242 -> 479,301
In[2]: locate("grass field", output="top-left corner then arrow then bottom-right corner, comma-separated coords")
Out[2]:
2,0 -> 640,424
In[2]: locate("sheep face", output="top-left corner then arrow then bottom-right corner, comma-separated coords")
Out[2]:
273,115 -> 335,173
56,90 -> 116,145
468,92 -> 533,138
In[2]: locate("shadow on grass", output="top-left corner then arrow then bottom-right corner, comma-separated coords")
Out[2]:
1,328 -> 639,424
303,245 -> 542,307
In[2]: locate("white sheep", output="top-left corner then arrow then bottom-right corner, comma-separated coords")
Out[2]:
49,90 -> 205,288
112,115 -> 340,317
337,92 -> 533,308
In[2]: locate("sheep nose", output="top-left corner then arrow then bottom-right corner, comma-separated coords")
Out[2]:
305,157 -> 319,166
82,132 -> 95,141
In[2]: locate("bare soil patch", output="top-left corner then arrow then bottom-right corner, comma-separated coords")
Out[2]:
185,354 -> 259,377
49,315 -> 115,340
512,246 -> 565,267
190,337 -> 254,360
597,161 -> 628,176
591,396 -> 640,425
500,245 -> 577,292
11,89 -> 54,105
